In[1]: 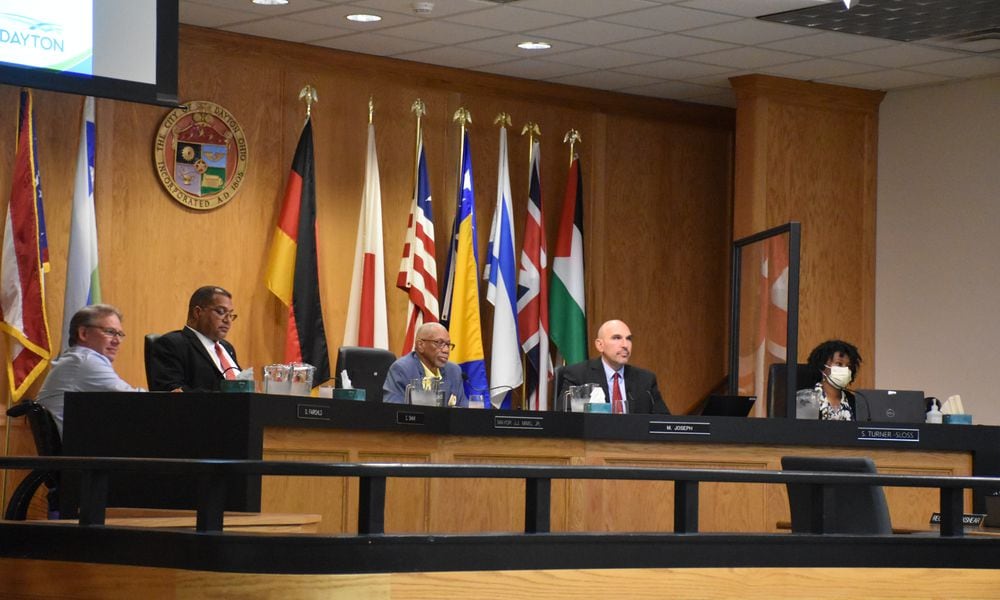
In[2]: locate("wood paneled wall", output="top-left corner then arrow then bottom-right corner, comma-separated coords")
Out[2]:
731,75 -> 883,387
0,26 -> 734,416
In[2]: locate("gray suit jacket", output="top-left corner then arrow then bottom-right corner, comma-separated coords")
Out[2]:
382,352 -> 468,407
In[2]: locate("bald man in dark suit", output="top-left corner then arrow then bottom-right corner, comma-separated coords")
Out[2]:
558,319 -> 668,414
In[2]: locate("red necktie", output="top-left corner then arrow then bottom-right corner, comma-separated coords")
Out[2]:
215,342 -> 236,380
612,372 -> 624,414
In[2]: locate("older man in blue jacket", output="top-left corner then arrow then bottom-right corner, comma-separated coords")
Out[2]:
382,322 -> 468,406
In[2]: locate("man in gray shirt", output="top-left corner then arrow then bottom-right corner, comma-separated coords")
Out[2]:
37,304 -> 143,435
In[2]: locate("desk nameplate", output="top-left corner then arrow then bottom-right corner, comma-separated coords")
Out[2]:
396,411 -> 426,426
494,416 -> 544,431
857,427 -> 920,442
297,404 -> 331,421
649,421 -> 711,436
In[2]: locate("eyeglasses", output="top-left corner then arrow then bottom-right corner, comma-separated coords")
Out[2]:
203,306 -> 238,322
420,339 -> 455,351
87,326 -> 126,340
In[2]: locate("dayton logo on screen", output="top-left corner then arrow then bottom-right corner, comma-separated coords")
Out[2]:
0,1 -> 92,76
154,101 -> 249,211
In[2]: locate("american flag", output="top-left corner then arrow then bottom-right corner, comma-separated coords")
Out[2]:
517,139 -> 552,410
397,133 -> 439,353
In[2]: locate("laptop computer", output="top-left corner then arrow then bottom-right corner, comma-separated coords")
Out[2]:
853,389 -> 926,423
700,395 -> 756,417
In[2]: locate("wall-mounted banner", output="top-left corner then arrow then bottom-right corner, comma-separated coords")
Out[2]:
154,100 -> 248,210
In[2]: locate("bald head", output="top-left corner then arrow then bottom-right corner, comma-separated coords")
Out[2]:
595,319 -> 632,370
414,322 -> 453,370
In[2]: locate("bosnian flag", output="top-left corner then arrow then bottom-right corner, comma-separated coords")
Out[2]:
344,122 -> 389,349
517,139 -> 552,410
484,125 -> 522,409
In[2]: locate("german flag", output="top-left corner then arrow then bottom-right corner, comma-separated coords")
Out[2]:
264,118 -> 330,385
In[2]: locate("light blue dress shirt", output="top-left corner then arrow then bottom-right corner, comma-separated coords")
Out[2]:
37,345 -> 142,435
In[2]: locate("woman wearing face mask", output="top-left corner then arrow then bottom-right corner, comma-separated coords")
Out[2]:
796,340 -> 862,421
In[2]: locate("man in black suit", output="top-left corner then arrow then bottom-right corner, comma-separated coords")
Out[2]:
149,286 -> 241,392
559,319 -> 668,414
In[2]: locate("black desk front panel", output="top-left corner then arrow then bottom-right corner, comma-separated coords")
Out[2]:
60,392 -> 1000,513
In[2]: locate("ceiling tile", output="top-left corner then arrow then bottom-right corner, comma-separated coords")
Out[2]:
616,58 -> 733,80
513,0 -> 659,19
540,47 -> 661,70
761,58 -> 881,80
689,46 -> 810,69
221,18 -> 353,43
676,0 -> 830,18
601,4 -> 741,32
458,34 -> 585,58
313,32 -> 436,56
623,79 -> 727,100
394,46 -> 514,69
840,44 -> 971,69
185,0 -> 332,18
763,30 -> 897,56
351,0 -> 492,18
686,18 -> 818,45
823,69 -> 954,90
906,56 -> 1000,78
377,20 -> 505,44
445,5 -> 579,32
527,20 -> 660,46
608,33 -> 738,58
547,70 -> 662,91
286,5 -> 420,30
478,59 -> 592,80
180,2 -> 260,27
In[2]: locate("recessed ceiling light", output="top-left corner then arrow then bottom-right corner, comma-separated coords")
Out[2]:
252,0 -> 288,5
518,41 -> 551,50
347,13 -> 383,23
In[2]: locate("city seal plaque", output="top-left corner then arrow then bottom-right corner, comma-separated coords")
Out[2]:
154,100 -> 248,210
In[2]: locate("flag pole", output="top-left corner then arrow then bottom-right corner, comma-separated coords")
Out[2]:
453,107 -> 472,214
563,129 -> 580,166
411,99 -> 426,187
298,85 -> 317,120
520,122 -> 541,410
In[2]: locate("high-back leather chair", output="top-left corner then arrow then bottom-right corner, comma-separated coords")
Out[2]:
781,455 -> 892,535
5,399 -> 62,520
144,333 -> 161,389
334,346 -> 397,403
767,362 -> 816,418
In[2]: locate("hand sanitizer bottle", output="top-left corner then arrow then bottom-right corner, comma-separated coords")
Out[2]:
926,398 -> 943,424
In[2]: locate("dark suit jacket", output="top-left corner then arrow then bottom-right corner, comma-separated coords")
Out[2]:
559,358 -> 669,414
148,327 -> 240,392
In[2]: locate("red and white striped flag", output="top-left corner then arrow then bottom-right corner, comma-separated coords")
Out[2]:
517,139 -> 552,410
396,131 -> 438,354
1,89 -> 52,401
344,122 -> 388,349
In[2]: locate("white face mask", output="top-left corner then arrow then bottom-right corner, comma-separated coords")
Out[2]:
825,365 -> 852,390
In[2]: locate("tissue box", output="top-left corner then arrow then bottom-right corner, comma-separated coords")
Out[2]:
220,380 -> 255,393
943,414 -> 972,425
331,388 -> 366,401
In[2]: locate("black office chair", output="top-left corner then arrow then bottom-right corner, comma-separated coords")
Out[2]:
334,346 -> 397,403
767,362 -> 817,418
144,333 -> 161,389
551,365 -> 566,410
5,399 -> 62,520
781,455 -> 892,535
